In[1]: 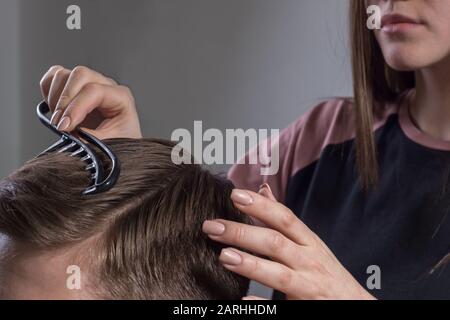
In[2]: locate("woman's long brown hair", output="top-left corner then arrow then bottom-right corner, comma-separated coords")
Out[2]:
351,1 -> 450,273
350,0 -> 415,188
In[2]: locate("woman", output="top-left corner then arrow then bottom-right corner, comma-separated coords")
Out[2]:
38,0 -> 449,299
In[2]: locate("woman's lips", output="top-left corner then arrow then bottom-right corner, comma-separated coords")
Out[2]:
381,14 -> 424,34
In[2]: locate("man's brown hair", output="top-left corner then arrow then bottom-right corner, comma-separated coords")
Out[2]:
0,138 -> 250,299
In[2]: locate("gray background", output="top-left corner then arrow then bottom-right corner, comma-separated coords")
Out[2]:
0,0 -> 352,297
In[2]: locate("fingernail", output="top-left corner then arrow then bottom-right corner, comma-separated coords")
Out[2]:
242,296 -> 261,300
259,183 -> 272,193
259,183 -> 273,196
259,188 -> 269,198
202,220 -> 225,236
231,189 -> 253,206
57,116 -> 71,131
219,249 -> 242,266
50,110 -> 61,125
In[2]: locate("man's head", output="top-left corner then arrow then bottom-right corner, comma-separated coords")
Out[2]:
0,138 -> 250,299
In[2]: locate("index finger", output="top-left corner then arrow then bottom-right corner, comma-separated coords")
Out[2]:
230,189 -> 317,246
51,66 -> 117,125
57,83 -> 134,133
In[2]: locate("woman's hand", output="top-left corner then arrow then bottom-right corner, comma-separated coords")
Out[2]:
40,65 -> 142,139
202,184 -> 375,300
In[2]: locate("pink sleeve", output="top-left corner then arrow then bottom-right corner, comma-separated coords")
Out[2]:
227,98 -> 357,204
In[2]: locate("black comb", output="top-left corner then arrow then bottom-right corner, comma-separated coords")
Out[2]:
36,101 -> 120,195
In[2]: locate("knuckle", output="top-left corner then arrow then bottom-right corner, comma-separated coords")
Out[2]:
247,257 -> 260,275
312,282 -> 328,299
49,65 -> 64,73
118,85 -> 135,102
40,68 -> 58,86
106,77 -> 118,85
54,68 -> 66,79
40,65 -> 65,94
39,76 -> 48,88
278,269 -> 293,290
280,211 -> 297,229
71,65 -> 90,79
118,85 -> 132,96
311,234 -> 322,247
294,272 -> 324,299
308,259 -> 326,274
267,231 -> 285,254
233,225 -> 247,244
83,82 -> 101,93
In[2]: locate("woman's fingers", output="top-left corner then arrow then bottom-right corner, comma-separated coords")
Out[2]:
58,83 -> 123,131
48,68 -> 71,118
203,220 -> 302,268
250,184 -> 275,226
58,83 -> 141,138
219,248 -> 298,296
39,65 -> 142,140
51,66 -> 117,126
230,189 -> 317,246
40,65 -> 65,107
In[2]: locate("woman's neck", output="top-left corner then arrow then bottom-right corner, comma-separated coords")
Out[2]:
411,57 -> 450,141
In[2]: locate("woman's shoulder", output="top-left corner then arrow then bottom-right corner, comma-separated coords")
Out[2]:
227,97 -> 356,203
286,95 -> 400,147
278,96 -> 401,175
283,97 -> 357,149
228,96 -> 402,203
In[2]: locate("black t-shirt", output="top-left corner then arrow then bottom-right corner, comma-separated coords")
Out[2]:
230,90 -> 450,299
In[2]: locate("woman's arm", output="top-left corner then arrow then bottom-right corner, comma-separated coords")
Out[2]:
39,65 -> 142,139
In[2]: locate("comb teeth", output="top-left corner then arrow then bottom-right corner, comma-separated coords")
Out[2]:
55,138 -> 67,148
37,101 -> 120,195
64,151 -> 95,181
41,137 -> 67,154
85,163 -> 95,171
71,148 -> 85,157
58,141 -> 78,153
81,155 -> 91,162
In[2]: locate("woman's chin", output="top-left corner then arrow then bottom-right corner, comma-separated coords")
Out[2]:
383,45 -> 449,72
384,53 -> 426,72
